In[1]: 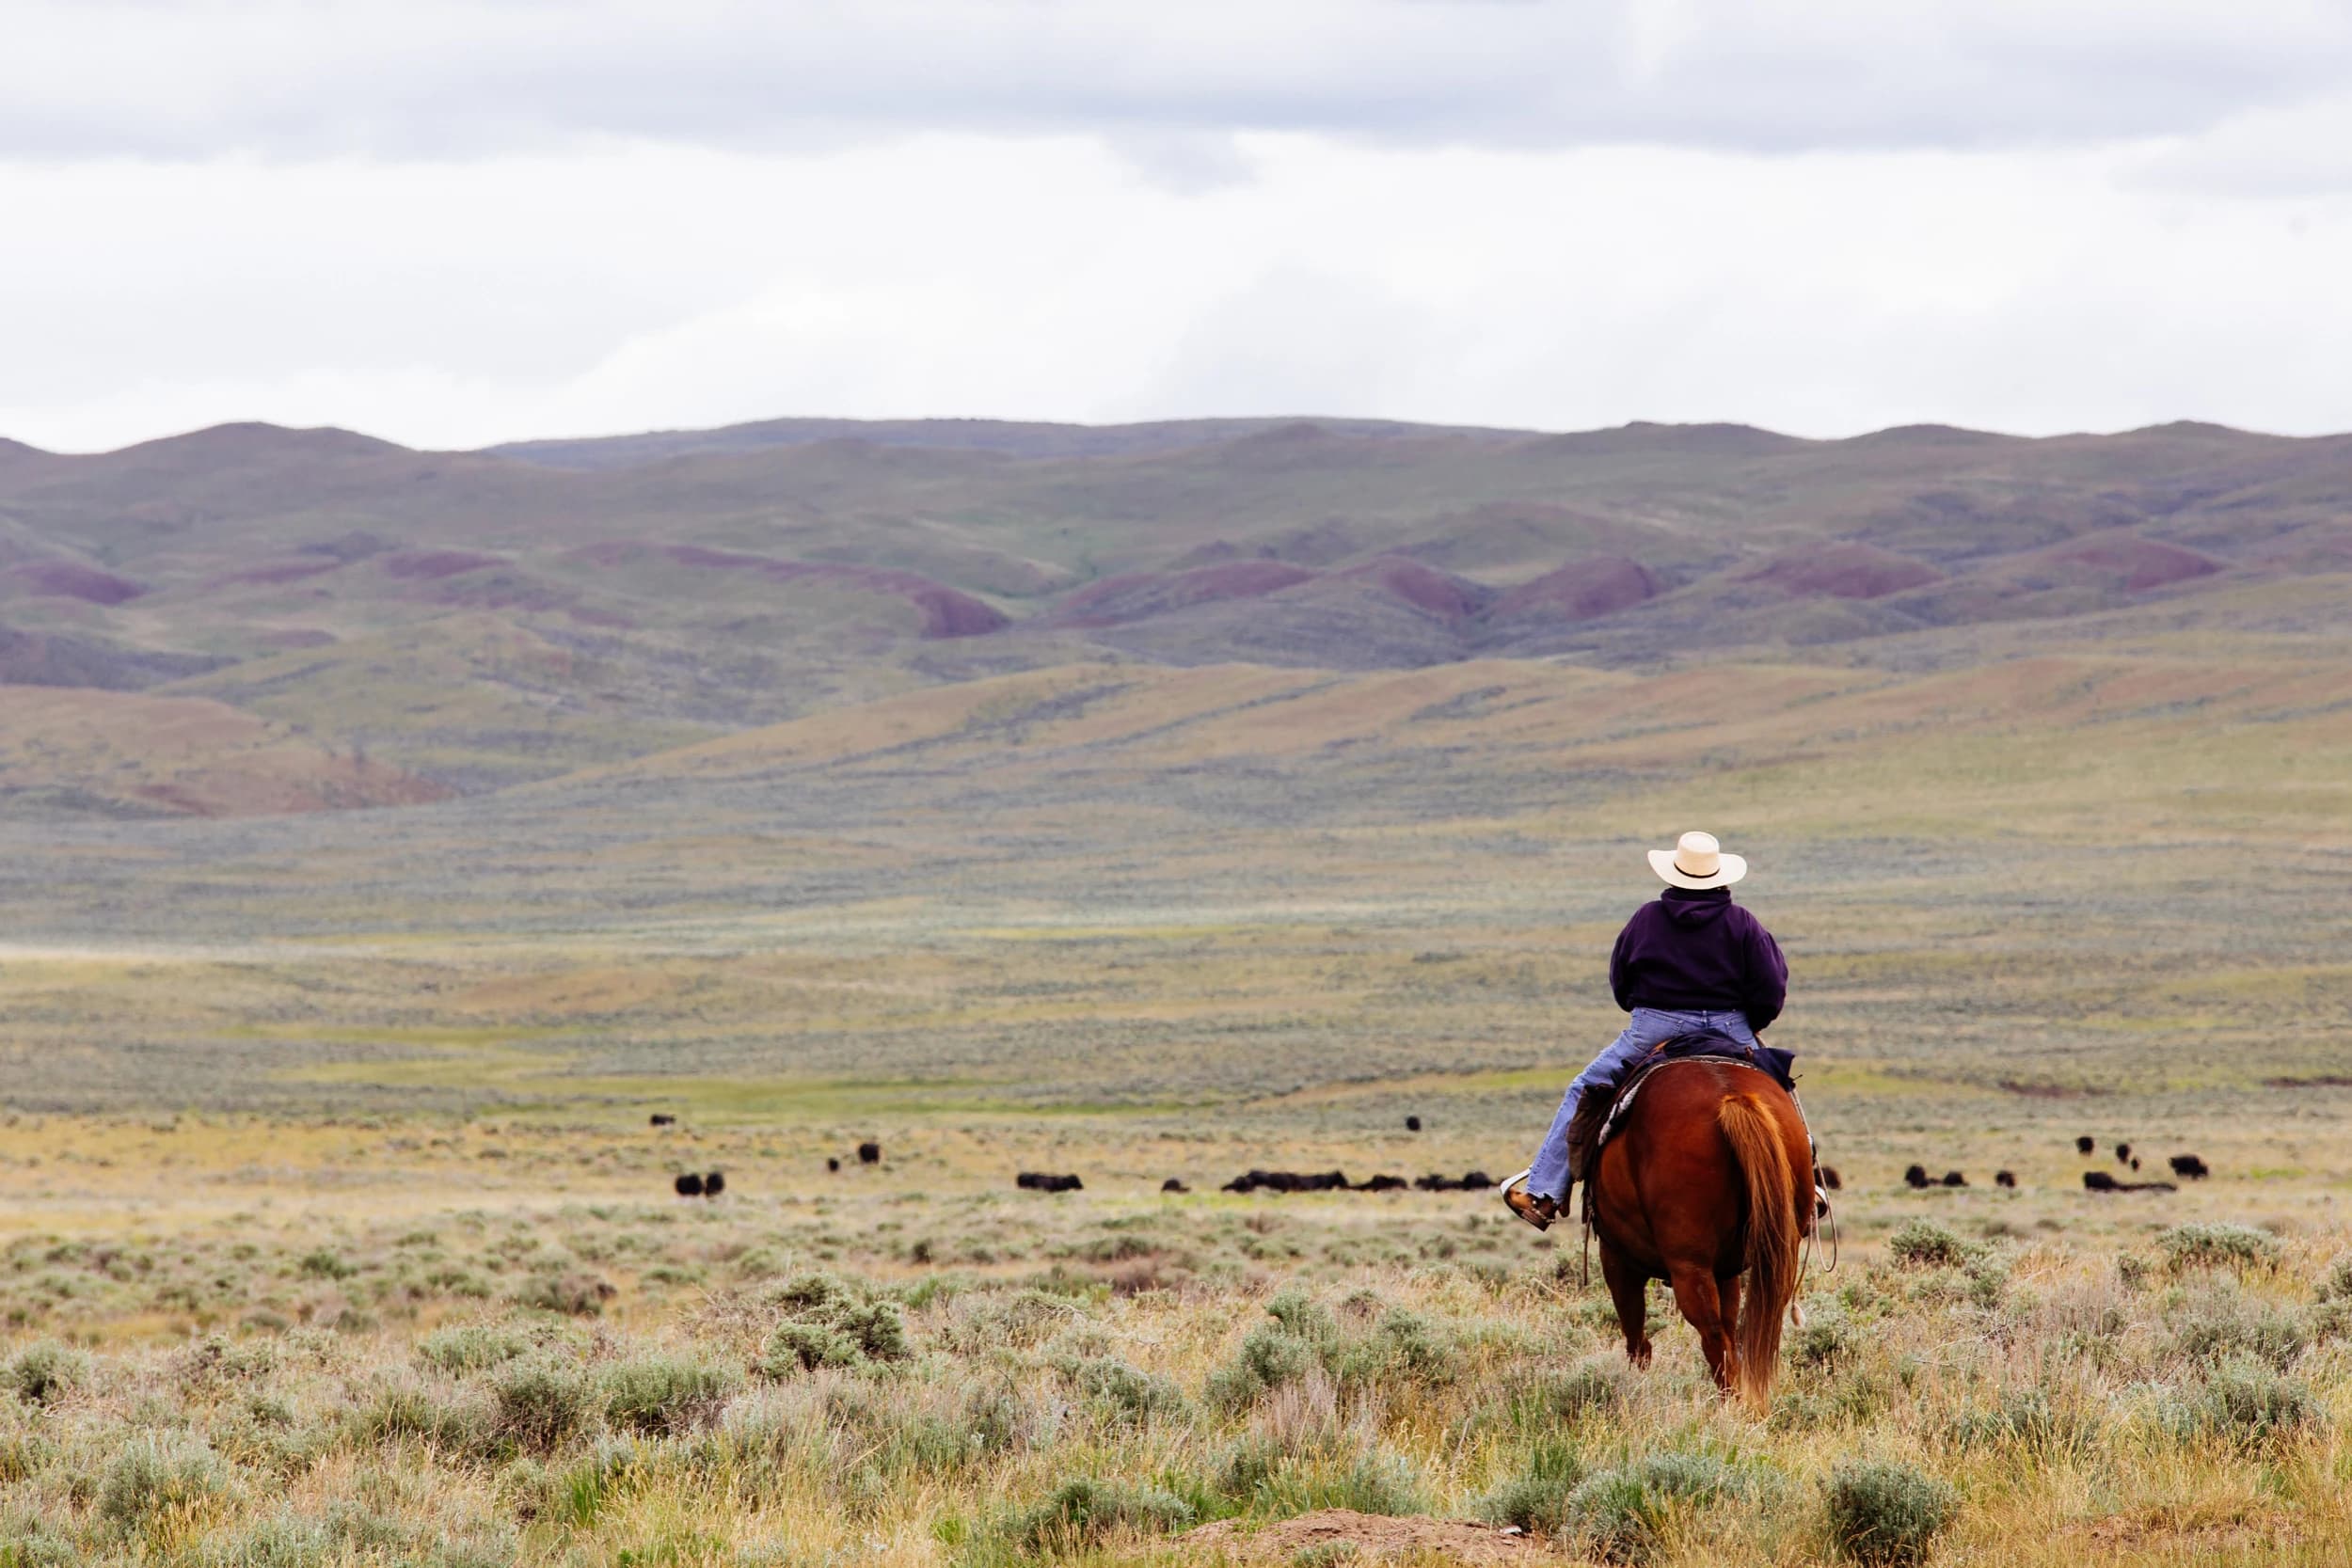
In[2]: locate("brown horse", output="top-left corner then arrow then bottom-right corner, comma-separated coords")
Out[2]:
1585,1059 -> 1813,1407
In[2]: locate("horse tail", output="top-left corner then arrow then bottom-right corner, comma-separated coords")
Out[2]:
1717,1092 -> 1799,1408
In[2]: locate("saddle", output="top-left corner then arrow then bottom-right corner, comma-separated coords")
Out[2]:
1566,1032 -> 1805,1225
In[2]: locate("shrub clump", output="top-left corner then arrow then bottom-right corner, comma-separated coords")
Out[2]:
1207,1287 -> 1457,1409
2162,1358 -> 2321,1448
1822,1461 -> 1959,1565
1056,1354 -> 1184,1423
2155,1224 -> 2280,1274
295,1248 -> 357,1280
1478,1442 -> 1586,1534
416,1323 -> 534,1375
755,1273 -> 912,1374
1350,1307 -> 1460,1384
511,1271 -> 614,1317
488,1357 -> 596,1453
1940,1386 -> 2097,1453
1205,1320 -> 1321,1410
599,1354 -> 739,1436
1010,1477 -> 1196,1551
2315,1254 -> 2352,1303
98,1433 -> 234,1529
1791,1301 -> 1861,1370
1885,1221 -> 1975,1271
1511,1361 -> 1625,1427
351,1378 -> 489,1451
1255,1449 -> 1428,1519
4,1342 -> 87,1407
1565,1452 -> 1751,1563
2168,1292 -> 2309,1370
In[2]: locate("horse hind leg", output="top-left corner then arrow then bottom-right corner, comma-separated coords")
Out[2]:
1599,1243 -> 1652,1370
1667,1264 -> 1737,1394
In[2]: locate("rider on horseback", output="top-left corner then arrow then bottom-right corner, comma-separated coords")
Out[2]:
1505,831 -> 1788,1230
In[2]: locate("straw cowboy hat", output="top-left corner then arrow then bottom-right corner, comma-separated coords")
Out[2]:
1647,831 -> 1747,890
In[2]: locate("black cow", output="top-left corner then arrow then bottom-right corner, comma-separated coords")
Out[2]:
1903,1164 -> 1931,1189
1016,1171 -> 1083,1193
649,1114 -> 675,1128
1941,1171 -> 1967,1187
1226,1169 -> 1353,1195
826,1157 -> 841,1173
2085,1169 -> 2177,1194
1161,1178 -> 1189,1194
2115,1141 -> 2132,1164
2075,1134 -> 2096,1155
703,1170 -> 725,1197
1356,1175 -> 1408,1192
1994,1170 -> 2016,1188
1460,1171 -> 1494,1190
1818,1165 -> 1842,1191
2129,1157 -> 2140,1171
2169,1153 -> 2210,1180
1405,1116 -> 1422,1132
675,1173 -> 704,1197
857,1142 -> 882,1165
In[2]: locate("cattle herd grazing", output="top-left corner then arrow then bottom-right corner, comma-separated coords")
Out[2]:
651,1120 -> 893,1198
2078,1135 -> 2209,1194
1885,1134 -> 2213,1196
1219,1168 -> 1494,1195
649,1117 -> 2217,1205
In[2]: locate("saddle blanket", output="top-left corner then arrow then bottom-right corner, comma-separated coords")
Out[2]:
1598,1032 -> 1800,1148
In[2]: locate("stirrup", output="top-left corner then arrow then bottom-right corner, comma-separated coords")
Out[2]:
1501,1168 -> 1556,1232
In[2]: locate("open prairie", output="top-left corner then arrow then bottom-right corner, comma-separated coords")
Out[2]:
2,418 -> 2348,1564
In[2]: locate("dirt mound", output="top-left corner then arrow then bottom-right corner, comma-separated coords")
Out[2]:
3,561 -> 149,605
1490,556 -> 1660,622
1051,562 -> 1318,627
2026,529 -> 2224,592
1738,541 -> 1943,600
1324,557 -> 1492,621
904,585 -> 1009,638
1184,1511 -> 1540,1563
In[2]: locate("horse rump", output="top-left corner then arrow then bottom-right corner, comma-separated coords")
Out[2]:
1716,1093 -> 1801,1408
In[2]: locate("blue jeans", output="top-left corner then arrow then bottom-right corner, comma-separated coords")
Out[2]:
1526,1008 -> 1760,1202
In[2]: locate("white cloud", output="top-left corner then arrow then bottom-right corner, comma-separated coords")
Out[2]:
7,4 -> 2352,449
5,1 -> 2350,161
8,131 -> 2352,451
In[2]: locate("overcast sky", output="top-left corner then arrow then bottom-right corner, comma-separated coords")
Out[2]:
8,0 -> 2352,451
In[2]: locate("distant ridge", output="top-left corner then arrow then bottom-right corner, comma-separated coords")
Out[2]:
487,415 -> 1535,471
0,406 -> 2343,819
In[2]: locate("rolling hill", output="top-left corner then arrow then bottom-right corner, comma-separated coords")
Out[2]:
0,412 -> 2345,814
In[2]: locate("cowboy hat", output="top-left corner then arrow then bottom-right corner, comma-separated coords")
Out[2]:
1646,830 -> 1747,890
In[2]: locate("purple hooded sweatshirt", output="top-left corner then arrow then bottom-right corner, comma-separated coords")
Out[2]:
1608,886 -> 1788,1031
